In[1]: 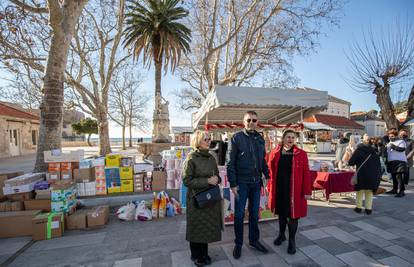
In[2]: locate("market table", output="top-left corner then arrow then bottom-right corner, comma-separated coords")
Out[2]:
310,171 -> 355,200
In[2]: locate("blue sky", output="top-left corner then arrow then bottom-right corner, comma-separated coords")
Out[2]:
1,0 -> 413,138
154,0 -> 414,131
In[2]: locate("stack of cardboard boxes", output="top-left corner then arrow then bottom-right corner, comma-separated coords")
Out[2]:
51,182 -> 77,214
44,150 -> 83,184
75,159 -> 97,197
93,158 -> 107,195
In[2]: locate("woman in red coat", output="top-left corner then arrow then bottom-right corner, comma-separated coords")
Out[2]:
267,129 -> 312,254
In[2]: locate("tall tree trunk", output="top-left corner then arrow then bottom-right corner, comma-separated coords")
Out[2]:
87,134 -> 92,146
405,84 -> 414,123
34,1 -> 87,172
129,119 -> 132,147
122,124 -> 126,150
98,109 -> 112,156
375,84 -> 401,130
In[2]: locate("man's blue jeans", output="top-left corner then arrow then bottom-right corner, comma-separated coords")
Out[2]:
234,181 -> 261,246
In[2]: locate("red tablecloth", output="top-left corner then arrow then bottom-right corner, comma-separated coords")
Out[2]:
310,171 -> 355,200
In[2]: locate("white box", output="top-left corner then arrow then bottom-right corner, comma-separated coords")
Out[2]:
44,150 -> 84,163
134,163 -> 153,174
3,179 -> 42,195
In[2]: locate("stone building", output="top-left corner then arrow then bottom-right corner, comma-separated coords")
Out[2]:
0,102 -> 39,158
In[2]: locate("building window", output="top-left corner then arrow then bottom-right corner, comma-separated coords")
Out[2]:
13,130 -> 18,146
32,130 -> 37,145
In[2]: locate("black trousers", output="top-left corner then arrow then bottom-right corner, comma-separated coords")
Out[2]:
190,242 -> 208,261
392,172 -> 405,193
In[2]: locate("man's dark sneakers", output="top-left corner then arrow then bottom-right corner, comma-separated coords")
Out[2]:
365,209 -> 372,215
354,207 -> 362,213
395,191 -> 405,198
233,245 -> 242,259
273,235 -> 286,246
249,241 -> 268,253
287,240 -> 296,254
204,255 -> 211,265
386,190 -> 397,194
193,259 -> 206,267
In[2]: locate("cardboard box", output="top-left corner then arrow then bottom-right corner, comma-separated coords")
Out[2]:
61,170 -> 73,181
119,167 -> 133,180
105,154 -> 122,167
66,211 -> 87,230
92,157 -> 105,167
73,167 -> 96,182
121,179 -> 133,192
44,150 -> 84,163
87,206 -> 109,227
152,171 -> 166,191
61,162 -> 79,171
0,210 -> 41,237
32,212 -> 64,240
35,189 -> 51,200
11,201 -> 24,211
107,186 -> 120,194
133,163 -> 153,174
8,191 -> 35,202
105,167 -> 120,180
24,199 -> 51,212
3,181 -> 40,195
79,159 -> 92,169
48,163 -> 61,172
0,172 -> 24,198
46,172 -> 61,182
120,157 -> 134,167
0,201 -> 11,212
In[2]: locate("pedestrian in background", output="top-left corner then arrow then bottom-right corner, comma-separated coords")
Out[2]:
267,129 -> 312,254
349,134 -> 381,215
385,129 -> 407,197
183,130 -> 222,266
399,130 -> 413,185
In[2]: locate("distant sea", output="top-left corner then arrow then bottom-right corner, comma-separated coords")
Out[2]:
90,137 -> 152,143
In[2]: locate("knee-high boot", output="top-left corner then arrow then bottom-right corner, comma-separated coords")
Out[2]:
274,216 -> 287,246
287,218 -> 298,254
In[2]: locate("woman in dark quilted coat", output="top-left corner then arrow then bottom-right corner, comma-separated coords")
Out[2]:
183,130 -> 222,267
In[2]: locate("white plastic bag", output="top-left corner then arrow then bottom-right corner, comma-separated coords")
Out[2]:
117,202 -> 136,221
135,200 -> 152,221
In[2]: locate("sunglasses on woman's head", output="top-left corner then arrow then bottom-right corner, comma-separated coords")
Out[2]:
246,119 -> 257,123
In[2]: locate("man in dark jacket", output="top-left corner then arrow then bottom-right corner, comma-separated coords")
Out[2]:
400,130 -> 414,184
226,110 -> 270,259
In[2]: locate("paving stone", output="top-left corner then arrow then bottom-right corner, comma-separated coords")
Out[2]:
386,228 -> 414,242
28,233 -> 107,251
409,211 -> 414,216
290,260 -> 320,267
0,236 -> 31,255
300,229 -> 330,241
373,216 -> 413,230
178,221 -> 186,234
256,253 -> 290,267
378,256 -> 413,267
320,226 -> 360,243
171,250 -> 193,267
383,245 -> 414,264
262,237 -> 308,264
351,221 -> 398,240
300,245 -> 346,267
333,208 -> 365,219
221,243 -> 261,267
299,218 -> 318,227
336,251 -> 385,267
336,223 -> 361,233
295,233 -> 315,248
113,257 -> 142,267
348,240 -> 394,260
312,237 -> 355,256
351,230 -> 393,247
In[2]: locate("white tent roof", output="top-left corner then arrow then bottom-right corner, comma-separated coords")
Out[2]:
192,86 -> 329,129
303,122 -> 336,131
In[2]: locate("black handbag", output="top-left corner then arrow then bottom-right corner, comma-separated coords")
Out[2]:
193,186 -> 222,209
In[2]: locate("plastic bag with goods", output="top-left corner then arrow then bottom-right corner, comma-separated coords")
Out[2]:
116,202 -> 136,221
135,200 -> 152,221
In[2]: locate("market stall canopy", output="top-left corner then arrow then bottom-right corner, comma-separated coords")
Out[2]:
303,122 -> 336,131
192,86 -> 329,129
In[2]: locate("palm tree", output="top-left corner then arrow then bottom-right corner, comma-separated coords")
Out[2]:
123,0 -> 191,142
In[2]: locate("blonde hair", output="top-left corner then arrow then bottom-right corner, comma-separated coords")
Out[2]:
191,130 -> 209,150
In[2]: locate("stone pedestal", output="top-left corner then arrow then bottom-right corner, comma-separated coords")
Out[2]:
152,94 -> 171,143
137,142 -> 175,166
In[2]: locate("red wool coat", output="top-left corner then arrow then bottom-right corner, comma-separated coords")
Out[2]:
266,144 -> 312,219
